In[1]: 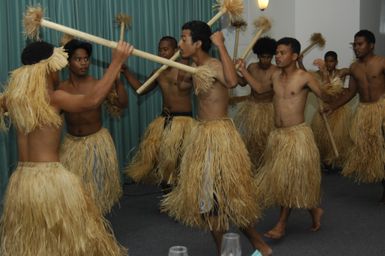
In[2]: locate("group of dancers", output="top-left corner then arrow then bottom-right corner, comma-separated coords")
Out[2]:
0,9 -> 384,256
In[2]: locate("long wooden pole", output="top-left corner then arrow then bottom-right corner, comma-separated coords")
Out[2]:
317,99 -> 339,158
136,9 -> 226,94
235,28 -> 264,69
40,19 -> 197,74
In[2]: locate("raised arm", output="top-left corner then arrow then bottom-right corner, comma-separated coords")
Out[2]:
236,59 -> 272,94
121,64 -> 158,94
328,75 -> 358,110
52,41 -> 133,112
211,31 -> 238,88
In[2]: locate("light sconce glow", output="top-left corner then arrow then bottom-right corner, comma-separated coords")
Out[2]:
257,0 -> 269,11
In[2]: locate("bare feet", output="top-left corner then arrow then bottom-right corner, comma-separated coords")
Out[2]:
264,224 -> 285,240
253,237 -> 272,256
258,247 -> 273,256
309,207 -> 324,232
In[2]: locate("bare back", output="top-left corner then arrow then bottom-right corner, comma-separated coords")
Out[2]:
18,88 -> 63,162
157,67 -> 193,113
197,58 -> 229,120
59,76 -> 102,136
247,63 -> 277,102
350,55 -> 385,102
272,69 -> 311,128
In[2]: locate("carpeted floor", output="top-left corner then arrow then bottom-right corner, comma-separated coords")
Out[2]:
107,171 -> 385,256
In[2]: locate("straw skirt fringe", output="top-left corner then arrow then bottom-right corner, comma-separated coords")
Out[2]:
234,99 -> 274,168
60,128 -> 122,215
125,117 -> 164,183
126,116 -> 194,186
0,162 -> 127,256
161,119 -> 260,231
158,116 -> 194,185
341,100 -> 385,183
311,104 -> 351,167
255,123 -> 321,209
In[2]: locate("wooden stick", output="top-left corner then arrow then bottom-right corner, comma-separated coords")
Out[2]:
135,10 -> 227,94
300,33 -> 325,56
135,0 -> 245,94
317,99 -> 339,158
233,28 -> 241,60
235,17 -> 271,69
235,29 -> 264,69
119,22 -> 125,41
136,50 -> 180,94
39,19 -> 197,74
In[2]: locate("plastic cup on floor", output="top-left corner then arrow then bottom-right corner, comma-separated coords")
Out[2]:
221,232 -> 241,256
168,245 -> 188,256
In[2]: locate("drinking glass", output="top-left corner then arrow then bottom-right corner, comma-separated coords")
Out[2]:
220,232 -> 241,256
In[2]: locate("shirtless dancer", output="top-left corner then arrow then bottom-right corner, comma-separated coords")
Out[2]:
59,39 -> 128,214
238,37 -> 330,239
125,36 -> 194,190
299,51 -> 351,171
162,21 -> 272,256
0,40 -> 132,255
324,29 -> 385,202
234,37 -> 278,168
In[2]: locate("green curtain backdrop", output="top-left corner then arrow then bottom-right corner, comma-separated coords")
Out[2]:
0,0 -> 218,203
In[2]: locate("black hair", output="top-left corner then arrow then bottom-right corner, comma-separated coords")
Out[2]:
182,20 -> 212,52
253,37 -> 277,56
324,51 -> 337,60
276,37 -> 301,54
64,39 -> 92,59
354,29 -> 375,44
159,36 -> 178,50
21,41 -> 54,65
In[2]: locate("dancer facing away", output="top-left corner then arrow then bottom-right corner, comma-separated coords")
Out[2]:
124,36 -> 194,191
324,29 -> 385,202
161,21 -> 272,256
0,40 -> 132,256
234,36 -> 278,168
238,37 -> 332,239
59,39 -> 128,215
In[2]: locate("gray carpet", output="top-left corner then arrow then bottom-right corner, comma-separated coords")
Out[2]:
107,172 -> 385,256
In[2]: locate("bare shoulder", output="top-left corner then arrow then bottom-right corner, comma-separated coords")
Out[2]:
247,62 -> 258,71
271,69 -> 281,79
206,58 -> 221,69
269,64 -> 279,74
297,69 -> 310,79
206,58 -> 222,77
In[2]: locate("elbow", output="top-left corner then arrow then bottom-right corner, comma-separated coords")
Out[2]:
226,78 -> 239,89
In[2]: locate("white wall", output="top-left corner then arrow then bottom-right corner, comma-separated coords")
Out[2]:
294,0 -> 360,69
360,0 -> 385,55
223,0 -> 361,120
294,0 -> 360,120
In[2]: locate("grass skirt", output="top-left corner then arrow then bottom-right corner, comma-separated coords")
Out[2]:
0,162 -> 127,256
126,116 -> 194,186
158,116 -> 194,185
60,128 -> 122,215
234,99 -> 274,168
161,119 -> 261,231
311,104 -> 351,167
341,99 -> 385,183
255,123 -> 321,209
